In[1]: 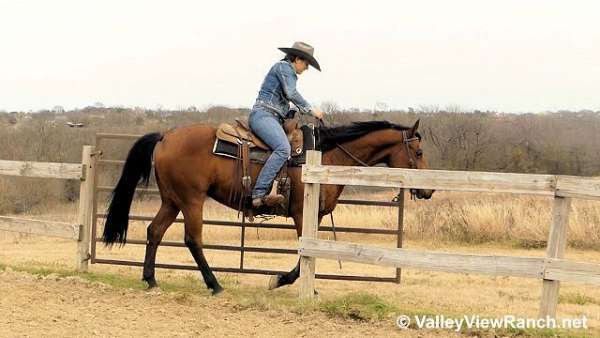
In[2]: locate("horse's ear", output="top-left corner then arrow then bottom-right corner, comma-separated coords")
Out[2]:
410,119 -> 420,135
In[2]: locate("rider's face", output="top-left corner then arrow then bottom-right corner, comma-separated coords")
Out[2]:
293,58 -> 309,74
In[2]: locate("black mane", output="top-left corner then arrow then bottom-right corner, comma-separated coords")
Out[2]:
316,120 -> 412,151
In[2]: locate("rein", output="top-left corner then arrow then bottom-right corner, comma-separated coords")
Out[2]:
335,142 -> 370,167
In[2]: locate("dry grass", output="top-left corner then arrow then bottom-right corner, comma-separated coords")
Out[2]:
106,189 -> 600,249
6,189 -> 600,249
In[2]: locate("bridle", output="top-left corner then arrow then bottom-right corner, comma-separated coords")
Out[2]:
325,123 -> 422,200
401,130 -> 421,169
400,130 -> 421,200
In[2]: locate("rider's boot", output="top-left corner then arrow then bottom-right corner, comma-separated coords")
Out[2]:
252,179 -> 284,208
252,194 -> 285,208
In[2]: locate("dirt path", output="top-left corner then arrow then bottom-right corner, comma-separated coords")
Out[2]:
1,232 -> 598,337
1,268 -> 462,338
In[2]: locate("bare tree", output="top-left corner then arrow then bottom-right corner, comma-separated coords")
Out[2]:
320,100 -> 343,125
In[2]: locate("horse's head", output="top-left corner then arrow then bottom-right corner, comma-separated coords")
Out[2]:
386,120 -> 434,200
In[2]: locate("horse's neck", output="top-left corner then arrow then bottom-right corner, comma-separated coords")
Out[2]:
322,133 -> 390,166
316,136 -> 387,214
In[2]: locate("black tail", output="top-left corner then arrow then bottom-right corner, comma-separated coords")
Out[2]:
102,132 -> 163,246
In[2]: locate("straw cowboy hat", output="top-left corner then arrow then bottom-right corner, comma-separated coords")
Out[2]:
278,41 -> 321,71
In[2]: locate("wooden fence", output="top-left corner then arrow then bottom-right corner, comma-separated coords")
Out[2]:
0,146 -> 97,272
298,150 -> 600,319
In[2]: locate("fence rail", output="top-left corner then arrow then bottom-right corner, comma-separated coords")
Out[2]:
0,159 -> 83,180
0,216 -> 81,240
0,146 -> 97,272
302,164 -> 600,200
300,238 -> 600,285
298,150 -> 600,320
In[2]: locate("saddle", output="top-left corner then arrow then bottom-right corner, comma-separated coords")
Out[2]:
215,117 -> 304,155
213,114 -> 316,219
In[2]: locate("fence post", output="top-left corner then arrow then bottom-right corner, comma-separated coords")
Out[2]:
538,196 -> 571,319
395,188 -> 405,283
299,150 -> 322,300
76,145 -> 96,272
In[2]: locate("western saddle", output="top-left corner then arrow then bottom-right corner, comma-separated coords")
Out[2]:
215,117 -> 304,154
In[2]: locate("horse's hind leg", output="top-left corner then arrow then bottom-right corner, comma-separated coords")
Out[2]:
182,197 -> 223,295
142,201 -> 179,288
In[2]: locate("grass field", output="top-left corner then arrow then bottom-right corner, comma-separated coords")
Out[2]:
1,189 -> 599,337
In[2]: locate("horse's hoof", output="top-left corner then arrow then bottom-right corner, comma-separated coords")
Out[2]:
211,285 -> 224,296
268,275 -> 282,290
144,278 -> 159,289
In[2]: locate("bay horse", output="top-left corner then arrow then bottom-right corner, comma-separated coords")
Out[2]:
102,120 -> 433,295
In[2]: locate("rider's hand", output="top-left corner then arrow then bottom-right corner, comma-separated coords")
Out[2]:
312,107 -> 324,120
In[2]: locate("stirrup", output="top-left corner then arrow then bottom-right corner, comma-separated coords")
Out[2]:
252,194 -> 285,208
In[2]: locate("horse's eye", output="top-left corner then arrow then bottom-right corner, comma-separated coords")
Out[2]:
416,149 -> 423,158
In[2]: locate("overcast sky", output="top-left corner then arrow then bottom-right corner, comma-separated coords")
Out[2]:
1,0 -> 598,113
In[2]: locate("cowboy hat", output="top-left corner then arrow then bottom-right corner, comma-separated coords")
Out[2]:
278,41 -> 321,71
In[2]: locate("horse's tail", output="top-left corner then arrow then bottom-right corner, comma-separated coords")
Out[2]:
102,132 -> 163,246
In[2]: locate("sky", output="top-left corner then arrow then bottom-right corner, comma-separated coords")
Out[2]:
0,0 -> 599,113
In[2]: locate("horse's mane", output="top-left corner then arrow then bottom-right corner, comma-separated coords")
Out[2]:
316,120 -> 413,151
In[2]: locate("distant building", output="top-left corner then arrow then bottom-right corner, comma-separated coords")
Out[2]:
65,121 -> 85,128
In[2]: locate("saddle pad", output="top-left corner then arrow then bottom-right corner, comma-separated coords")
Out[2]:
213,138 -> 270,163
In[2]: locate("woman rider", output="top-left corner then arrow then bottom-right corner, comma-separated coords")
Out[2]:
249,41 -> 324,208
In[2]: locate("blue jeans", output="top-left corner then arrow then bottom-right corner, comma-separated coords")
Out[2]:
249,109 -> 291,198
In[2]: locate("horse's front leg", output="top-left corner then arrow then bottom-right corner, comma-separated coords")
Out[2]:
268,214 -> 323,290
268,259 -> 300,290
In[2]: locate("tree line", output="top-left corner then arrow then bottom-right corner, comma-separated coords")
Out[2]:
1,105 -> 599,213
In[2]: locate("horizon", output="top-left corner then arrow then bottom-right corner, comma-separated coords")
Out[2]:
3,103 -> 600,115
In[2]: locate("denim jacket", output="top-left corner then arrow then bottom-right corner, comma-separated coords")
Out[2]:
252,60 -> 314,119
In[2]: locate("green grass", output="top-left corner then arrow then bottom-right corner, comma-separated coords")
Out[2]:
319,292 -> 398,321
560,292 -> 600,306
0,262 -> 594,338
2,262 -> 146,290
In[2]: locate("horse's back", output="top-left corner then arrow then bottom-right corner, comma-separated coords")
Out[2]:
157,124 -> 216,158
153,124 -> 224,202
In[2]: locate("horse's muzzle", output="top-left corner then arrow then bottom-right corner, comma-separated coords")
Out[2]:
412,188 -> 434,200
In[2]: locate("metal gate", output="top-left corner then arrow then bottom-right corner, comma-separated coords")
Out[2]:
91,133 -> 405,283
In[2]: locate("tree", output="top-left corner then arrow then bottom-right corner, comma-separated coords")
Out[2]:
320,101 -> 344,125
